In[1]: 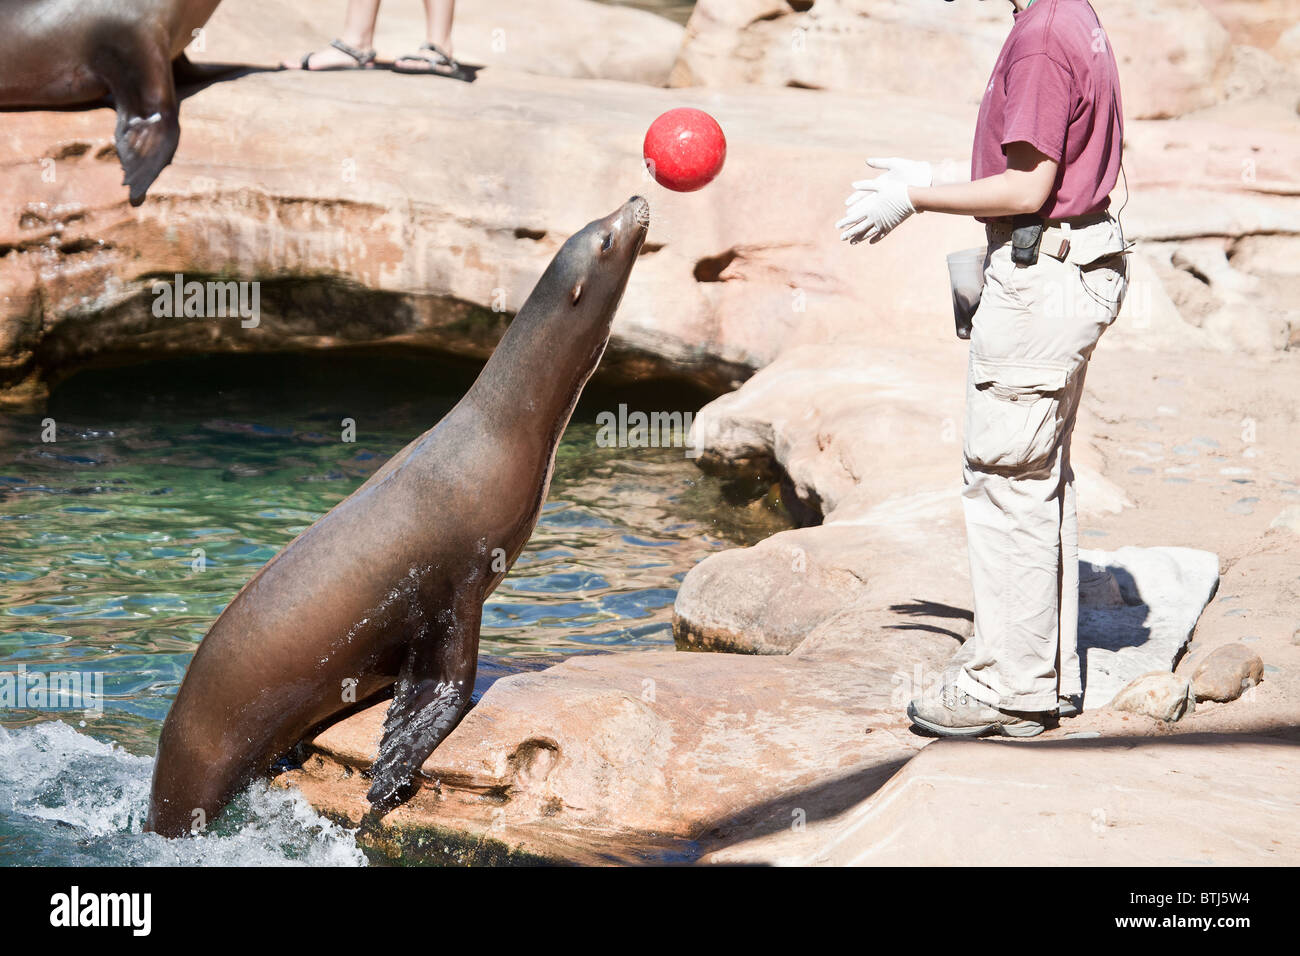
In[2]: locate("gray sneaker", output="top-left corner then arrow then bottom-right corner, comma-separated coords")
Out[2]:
907,683 -> 1047,738
944,641 -> 1078,718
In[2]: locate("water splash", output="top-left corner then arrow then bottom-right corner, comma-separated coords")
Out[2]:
0,352 -> 790,864
0,722 -> 366,866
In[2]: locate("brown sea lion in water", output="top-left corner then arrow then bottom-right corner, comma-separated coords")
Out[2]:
146,196 -> 651,836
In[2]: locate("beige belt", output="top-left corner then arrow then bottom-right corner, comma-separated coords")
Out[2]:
986,213 -> 1119,264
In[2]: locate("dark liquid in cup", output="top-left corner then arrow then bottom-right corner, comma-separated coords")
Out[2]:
952,288 -> 978,340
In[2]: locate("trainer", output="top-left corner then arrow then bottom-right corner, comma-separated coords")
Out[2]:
836,0 -> 1130,736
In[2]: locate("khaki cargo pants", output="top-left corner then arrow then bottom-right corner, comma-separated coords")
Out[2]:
955,216 -> 1129,712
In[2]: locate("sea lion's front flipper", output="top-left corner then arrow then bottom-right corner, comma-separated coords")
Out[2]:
99,41 -> 180,206
366,607 -> 481,815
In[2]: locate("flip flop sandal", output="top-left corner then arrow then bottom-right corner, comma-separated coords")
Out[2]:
299,38 -> 376,71
393,42 -> 462,77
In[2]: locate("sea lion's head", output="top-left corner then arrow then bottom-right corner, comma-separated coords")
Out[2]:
529,196 -> 649,360
494,196 -> 649,398
559,194 -> 649,313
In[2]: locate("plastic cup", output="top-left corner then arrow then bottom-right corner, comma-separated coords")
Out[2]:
946,247 -> 987,340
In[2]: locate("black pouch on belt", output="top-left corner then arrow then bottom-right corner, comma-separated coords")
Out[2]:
1011,216 -> 1043,267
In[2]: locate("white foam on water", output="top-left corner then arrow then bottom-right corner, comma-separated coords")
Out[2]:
0,721 -> 366,866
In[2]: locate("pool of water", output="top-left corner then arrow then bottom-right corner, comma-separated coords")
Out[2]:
0,351 -> 784,865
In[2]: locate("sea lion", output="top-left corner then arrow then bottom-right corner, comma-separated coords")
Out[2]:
146,196 -> 651,837
0,0 -> 224,205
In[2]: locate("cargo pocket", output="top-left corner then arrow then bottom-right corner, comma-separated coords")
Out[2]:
1078,254 -> 1129,321
964,359 -> 1070,472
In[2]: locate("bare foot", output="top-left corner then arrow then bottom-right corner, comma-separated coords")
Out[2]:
281,43 -> 375,71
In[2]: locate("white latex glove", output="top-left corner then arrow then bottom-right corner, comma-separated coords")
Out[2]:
837,178 -> 916,245
859,157 -> 934,190
836,157 -> 933,245
847,157 -> 968,200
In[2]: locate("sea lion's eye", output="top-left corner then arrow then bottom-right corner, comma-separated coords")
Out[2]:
601,233 -> 613,252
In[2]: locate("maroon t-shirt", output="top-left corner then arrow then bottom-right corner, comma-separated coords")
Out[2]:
972,0 -> 1124,222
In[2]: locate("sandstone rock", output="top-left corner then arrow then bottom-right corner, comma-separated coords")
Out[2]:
1271,505 -> 1300,535
4,13 -> 1298,404
671,0 -> 1236,120
286,641 -> 952,863
1231,236 -> 1300,277
0,65 -> 986,405
1279,23 -> 1300,70
1151,240 -> 1295,353
702,735 -> 1300,865
1096,0 -> 1234,119
1171,240 -> 1260,295
1083,560 -> 1226,703
1201,0 -> 1300,53
1124,185 -> 1300,244
670,0 -> 1007,105
1079,547 -> 1220,709
673,517 -> 978,658
675,532 -> 1218,714
1072,460 -> 1136,515
1191,643 -> 1264,702
647,3 -> 1300,360
674,340 -> 1219,712
1108,231 -> 1300,355
687,345 -> 967,523
671,528 -> 872,654
1222,45 -> 1300,104
1109,671 -> 1195,721
673,344 -> 974,656
1119,100 -> 1300,222
1096,252 -> 1219,354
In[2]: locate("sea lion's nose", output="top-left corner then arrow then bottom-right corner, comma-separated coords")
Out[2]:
628,196 -> 650,228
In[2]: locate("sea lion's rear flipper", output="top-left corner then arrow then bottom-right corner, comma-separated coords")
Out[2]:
114,107 -> 179,206
366,608 -> 481,816
98,41 -> 180,206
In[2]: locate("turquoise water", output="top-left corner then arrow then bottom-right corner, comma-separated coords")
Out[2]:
0,352 -> 784,865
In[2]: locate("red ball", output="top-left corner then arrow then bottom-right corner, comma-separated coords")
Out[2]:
643,108 -> 727,193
